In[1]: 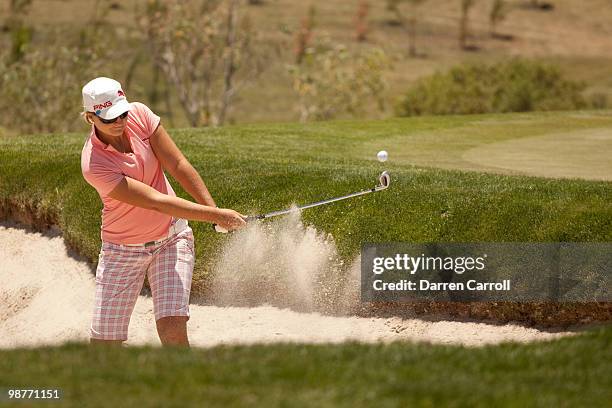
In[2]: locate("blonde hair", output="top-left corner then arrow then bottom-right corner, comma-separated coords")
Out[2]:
81,111 -> 95,126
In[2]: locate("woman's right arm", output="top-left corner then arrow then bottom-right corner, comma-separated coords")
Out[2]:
108,177 -> 246,231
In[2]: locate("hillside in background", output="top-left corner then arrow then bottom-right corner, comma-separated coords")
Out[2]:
2,0 -> 612,127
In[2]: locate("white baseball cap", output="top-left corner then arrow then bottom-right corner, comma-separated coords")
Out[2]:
82,77 -> 131,120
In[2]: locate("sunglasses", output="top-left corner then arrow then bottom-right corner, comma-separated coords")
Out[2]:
97,111 -> 129,124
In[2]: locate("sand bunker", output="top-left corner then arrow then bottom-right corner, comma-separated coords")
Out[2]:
0,220 -> 572,349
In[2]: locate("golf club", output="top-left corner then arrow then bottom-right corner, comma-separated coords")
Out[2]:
214,171 -> 390,233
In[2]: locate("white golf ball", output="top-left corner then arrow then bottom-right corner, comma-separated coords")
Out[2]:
377,150 -> 388,162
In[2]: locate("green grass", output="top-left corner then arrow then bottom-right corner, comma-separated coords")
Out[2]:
0,325 -> 610,407
0,113 -> 610,405
1,112 -> 611,293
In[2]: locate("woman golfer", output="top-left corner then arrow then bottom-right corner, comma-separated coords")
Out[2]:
80,77 -> 246,347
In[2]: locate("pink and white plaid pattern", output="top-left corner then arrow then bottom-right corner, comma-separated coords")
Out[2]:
90,227 -> 195,341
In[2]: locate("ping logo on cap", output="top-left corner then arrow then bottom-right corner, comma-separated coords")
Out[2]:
93,101 -> 113,111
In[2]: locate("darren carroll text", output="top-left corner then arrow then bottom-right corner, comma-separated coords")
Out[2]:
373,280 -> 512,291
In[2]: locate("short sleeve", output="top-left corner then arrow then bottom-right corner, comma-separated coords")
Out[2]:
129,102 -> 160,140
82,161 -> 125,196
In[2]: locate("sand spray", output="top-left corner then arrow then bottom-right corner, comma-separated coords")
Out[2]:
210,209 -> 361,314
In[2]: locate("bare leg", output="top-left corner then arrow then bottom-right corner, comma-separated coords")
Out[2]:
156,316 -> 189,347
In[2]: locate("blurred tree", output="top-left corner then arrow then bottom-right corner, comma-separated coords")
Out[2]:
459,0 -> 476,50
354,1 -> 369,42
0,17 -> 112,134
287,38 -> 390,122
4,0 -> 33,63
527,0 -> 554,11
295,5 -> 316,64
386,0 -> 427,57
489,0 -> 509,38
140,0 -> 265,127
385,0 -> 402,25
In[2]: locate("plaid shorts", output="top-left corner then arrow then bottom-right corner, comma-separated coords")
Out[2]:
90,226 -> 195,341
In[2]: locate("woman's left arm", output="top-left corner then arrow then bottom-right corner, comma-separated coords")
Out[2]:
150,124 -> 217,208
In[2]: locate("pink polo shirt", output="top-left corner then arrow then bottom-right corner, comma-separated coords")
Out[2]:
81,102 -> 176,244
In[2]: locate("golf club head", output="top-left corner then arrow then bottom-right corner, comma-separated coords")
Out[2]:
378,171 -> 390,190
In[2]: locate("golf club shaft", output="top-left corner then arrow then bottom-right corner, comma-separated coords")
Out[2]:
249,185 -> 385,221
213,171 -> 390,233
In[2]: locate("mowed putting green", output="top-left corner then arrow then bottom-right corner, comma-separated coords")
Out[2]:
356,111 -> 612,180
463,129 -> 612,180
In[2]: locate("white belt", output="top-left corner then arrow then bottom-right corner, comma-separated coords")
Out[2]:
122,218 -> 189,247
